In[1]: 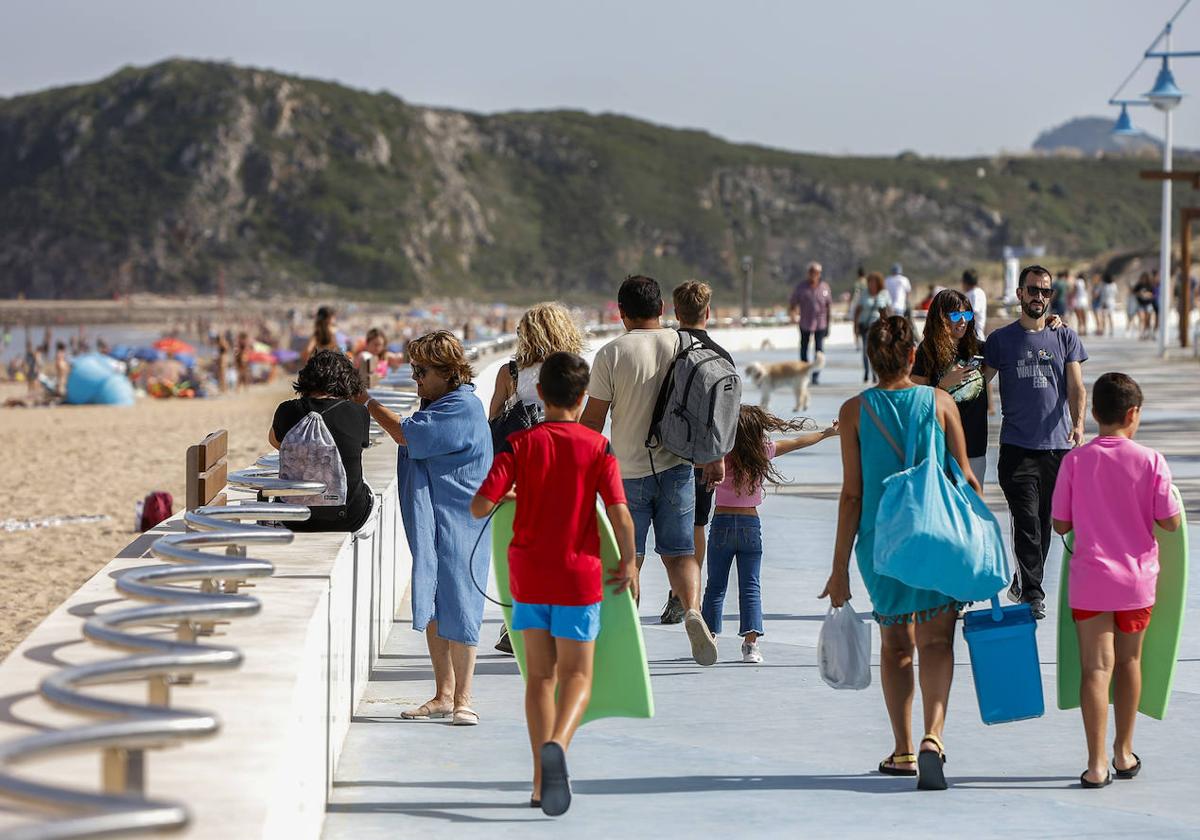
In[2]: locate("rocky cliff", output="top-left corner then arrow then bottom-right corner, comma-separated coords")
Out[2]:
0,60 -> 1167,301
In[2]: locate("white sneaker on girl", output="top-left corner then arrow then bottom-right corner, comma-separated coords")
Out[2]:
741,640 -> 763,664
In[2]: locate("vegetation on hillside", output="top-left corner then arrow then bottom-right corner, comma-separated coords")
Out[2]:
0,60 -> 1172,302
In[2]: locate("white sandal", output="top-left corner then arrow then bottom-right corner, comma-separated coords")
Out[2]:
399,702 -> 452,720
452,707 -> 480,726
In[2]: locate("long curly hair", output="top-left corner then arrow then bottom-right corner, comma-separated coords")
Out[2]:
407,330 -> 474,388
916,289 -> 981,376
728,405 -> 816,496
294,349 -> 361,398
515,303 -> 585,369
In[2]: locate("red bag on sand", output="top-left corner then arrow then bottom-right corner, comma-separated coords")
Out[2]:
139,491 -> 173,531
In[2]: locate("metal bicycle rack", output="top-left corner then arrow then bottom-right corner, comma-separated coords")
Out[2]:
0,492 -> 316,840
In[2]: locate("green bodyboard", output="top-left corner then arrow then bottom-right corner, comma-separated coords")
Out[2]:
1056,484 -> 1189,720
490,502 -> 655,724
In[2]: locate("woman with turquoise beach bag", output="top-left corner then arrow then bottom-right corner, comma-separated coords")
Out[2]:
820,316 -> 992,792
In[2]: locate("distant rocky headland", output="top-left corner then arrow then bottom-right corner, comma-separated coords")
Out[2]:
0,60 -> 1173,301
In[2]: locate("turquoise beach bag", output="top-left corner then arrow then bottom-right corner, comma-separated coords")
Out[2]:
862,391 -> 1008,603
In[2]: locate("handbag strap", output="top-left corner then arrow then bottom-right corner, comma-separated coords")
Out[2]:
859,393 -> 904,461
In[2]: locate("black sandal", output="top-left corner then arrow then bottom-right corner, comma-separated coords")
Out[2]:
917,734 -> 948,791
1081,770 -> 1113,788
539,741 -> 572,816
877,752 -> 917,777
530,797 -> 541,808
1114,753 -> 1142,780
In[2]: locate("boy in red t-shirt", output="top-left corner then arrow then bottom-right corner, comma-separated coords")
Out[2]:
472,352 -> 636,817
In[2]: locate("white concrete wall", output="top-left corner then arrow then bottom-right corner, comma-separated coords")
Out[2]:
0,324 -> 799,839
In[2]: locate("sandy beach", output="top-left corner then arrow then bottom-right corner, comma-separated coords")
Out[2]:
0,380 -> 291,658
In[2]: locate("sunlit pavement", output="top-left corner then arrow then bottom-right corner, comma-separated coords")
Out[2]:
324,330 -> 1200,839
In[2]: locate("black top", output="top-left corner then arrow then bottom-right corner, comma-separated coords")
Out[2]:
272,396 -> 373,532
912,347 -> 988,458
680,328 -> 735,365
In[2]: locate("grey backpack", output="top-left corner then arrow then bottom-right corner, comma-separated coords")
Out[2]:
645,331 -> 741,466
279,399 -> 348,507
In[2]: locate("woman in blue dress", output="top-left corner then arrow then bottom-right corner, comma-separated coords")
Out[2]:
361,330 -> 492,726
820,316 -> 981,790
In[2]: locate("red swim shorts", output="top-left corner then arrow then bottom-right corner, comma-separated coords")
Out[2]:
1071,607 -> 1154,634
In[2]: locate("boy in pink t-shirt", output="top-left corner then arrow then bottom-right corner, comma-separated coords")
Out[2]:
1052,372 -> 1182,789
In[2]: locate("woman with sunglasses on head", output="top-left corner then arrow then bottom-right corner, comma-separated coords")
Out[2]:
911,289 -> 989,482
358,330 -> 493,727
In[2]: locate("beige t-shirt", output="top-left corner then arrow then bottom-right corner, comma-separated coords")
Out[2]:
589,328 -> 684,479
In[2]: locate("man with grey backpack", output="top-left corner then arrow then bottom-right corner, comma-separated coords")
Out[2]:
270,350 -> 373,532
582,276 -> 737,667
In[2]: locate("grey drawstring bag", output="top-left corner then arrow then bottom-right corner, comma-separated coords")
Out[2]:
279,399 -> 348,507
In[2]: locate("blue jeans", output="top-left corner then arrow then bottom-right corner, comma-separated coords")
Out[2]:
701,514 -> 764,637
622,462 -> 696,557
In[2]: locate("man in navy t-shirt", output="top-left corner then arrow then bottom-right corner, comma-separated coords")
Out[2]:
984,265 -> 1088,619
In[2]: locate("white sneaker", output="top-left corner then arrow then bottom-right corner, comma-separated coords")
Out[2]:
741,640 -> 763,664
683,610 -> 718,666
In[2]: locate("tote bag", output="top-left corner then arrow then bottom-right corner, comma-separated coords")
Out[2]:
862,390 -> 1008,602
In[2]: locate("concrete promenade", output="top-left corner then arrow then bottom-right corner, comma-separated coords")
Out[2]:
323,327 -> 1200,839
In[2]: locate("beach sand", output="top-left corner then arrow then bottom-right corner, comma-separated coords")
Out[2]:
0,381 -> 291,659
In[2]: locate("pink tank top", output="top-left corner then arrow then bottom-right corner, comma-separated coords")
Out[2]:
714,441 -> 777,507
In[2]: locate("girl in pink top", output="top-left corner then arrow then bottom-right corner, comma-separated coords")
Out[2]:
1051,372 -> 1181,789
701,405 -> 838,663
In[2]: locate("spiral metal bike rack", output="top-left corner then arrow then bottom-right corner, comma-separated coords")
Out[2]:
0,495 -> 315,840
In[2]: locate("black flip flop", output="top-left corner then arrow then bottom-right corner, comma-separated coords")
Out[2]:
1081,770 -> 1113,788
530,797 -> 541,808
1114,754 -> 1142,780
916,734 -> 948,791
539,741 -> 571,816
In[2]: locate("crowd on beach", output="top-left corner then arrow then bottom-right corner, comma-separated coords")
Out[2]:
0,300 -> 525,407
266,263 -> 1182,814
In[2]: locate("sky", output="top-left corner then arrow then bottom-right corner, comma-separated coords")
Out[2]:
2,0 -> 1198,158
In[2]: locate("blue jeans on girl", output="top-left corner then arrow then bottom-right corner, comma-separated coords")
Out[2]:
701,514 -> 764,637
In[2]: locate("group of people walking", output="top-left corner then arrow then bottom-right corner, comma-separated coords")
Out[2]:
266,263 -> 1179,812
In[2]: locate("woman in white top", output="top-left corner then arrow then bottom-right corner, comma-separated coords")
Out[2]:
488,302 -> 586,418
487,301 -> 586,653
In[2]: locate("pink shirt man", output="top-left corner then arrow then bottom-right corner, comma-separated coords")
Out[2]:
1051,436 -> 1180,611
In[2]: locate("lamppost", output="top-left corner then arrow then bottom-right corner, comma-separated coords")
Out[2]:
1108,7 -> 1192,355
741,255 -> 753,320
1146,45 -> 1184,356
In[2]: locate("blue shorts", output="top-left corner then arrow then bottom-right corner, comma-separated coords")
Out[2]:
511,600 -> 601,642
622,461 -> 696,557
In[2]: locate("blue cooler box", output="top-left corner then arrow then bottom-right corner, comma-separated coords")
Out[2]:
963,597 -> 1045,725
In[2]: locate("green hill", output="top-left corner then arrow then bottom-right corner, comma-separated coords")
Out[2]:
0,59 -> 1170,302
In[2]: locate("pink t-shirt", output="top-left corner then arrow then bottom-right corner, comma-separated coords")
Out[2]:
1051,436 -> 1180,611
715,441 -> 777,507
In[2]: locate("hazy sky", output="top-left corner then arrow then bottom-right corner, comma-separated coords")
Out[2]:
2,0 -> 1198,157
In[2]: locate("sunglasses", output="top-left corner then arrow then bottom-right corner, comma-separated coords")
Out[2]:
948,311 -> 975,324
411,364 -> 429,379
1022,286 -> 1053,298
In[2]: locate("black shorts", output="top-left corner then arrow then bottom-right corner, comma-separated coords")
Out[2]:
694,468 -> 714,528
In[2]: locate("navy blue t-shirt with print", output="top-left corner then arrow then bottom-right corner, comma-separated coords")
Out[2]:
983,322 -> 1087,450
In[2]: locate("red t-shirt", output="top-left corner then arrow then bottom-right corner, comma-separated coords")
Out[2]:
477,421 -> 626,605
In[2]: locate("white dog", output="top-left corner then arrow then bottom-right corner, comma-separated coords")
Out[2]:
744,352 -> 825,412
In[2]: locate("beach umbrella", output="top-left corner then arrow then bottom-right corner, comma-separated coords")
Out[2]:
153,338 -> 195,355
244,350 -> 276,364
273,349 -> 300,363
132,347 -> 165,362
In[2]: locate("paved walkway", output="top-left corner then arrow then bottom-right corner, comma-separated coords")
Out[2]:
323,331 -> 1200,839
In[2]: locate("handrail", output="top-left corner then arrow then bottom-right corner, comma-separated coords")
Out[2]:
0,492 -> 318,838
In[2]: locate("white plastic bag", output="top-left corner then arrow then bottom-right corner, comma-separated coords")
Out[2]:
279,401 -> 348,507
817,603 -> 872,690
